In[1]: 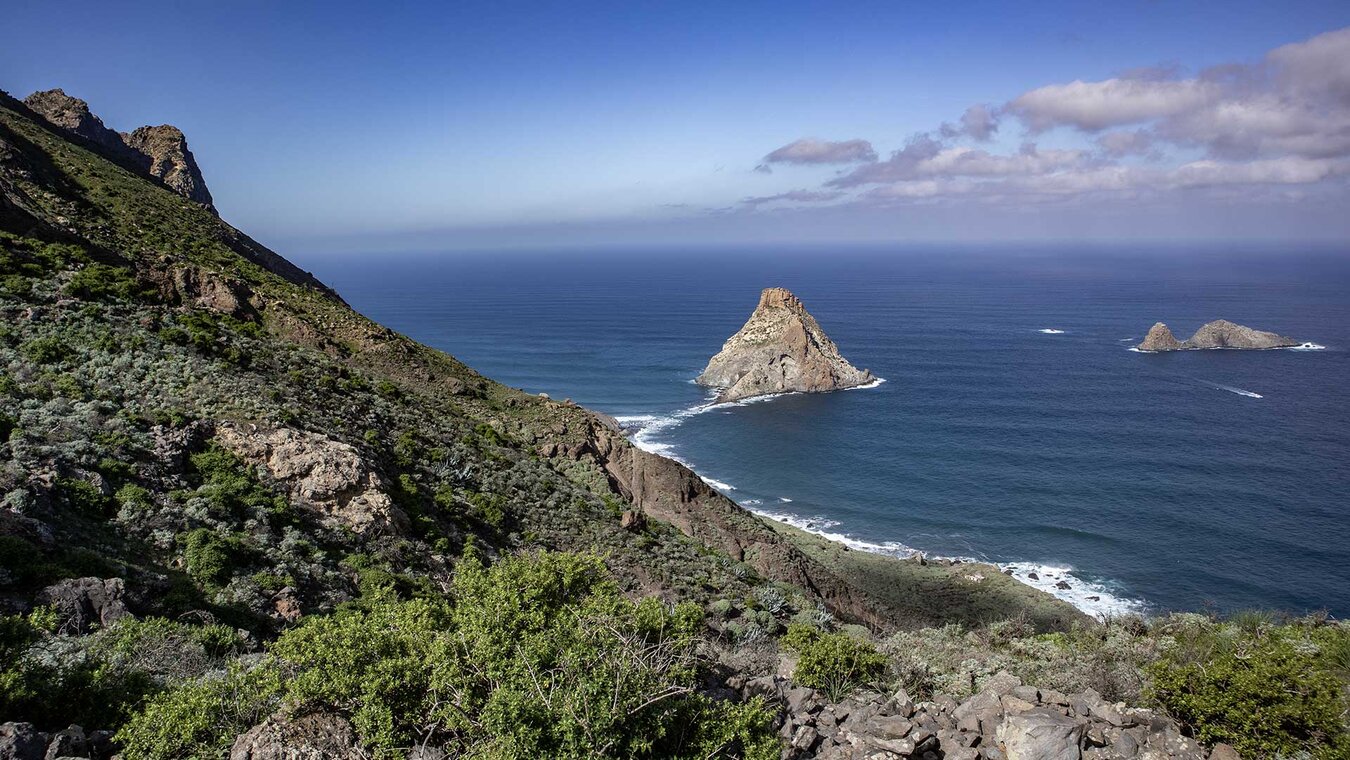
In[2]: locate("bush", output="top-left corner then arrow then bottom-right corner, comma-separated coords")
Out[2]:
65,263 -> 151,301
20,336 -> 74,365
58,477 -> 112,517
782,623 -> 887,701
119,551 -> 778,759
1147,618 -> 1350,758
182,528 -> 240,587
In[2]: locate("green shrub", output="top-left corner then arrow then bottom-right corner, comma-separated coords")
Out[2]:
65,262 -> 152,301
58,477 -> 112,517
188,444 -> 288,521
1147,619 -> 1350,758
20,336 -> 74,365
782,623 -> 887,700
182,528 -> 238,587
120,551 -> 778,759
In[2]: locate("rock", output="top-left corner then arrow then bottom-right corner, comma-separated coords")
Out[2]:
271,587 -> 302,623
229,711 -> 363,760
1136,319 -> 1299,352
43,726 -> 85,760
158,265 -> 258,320
1056,581 -> 1072,590
38,577 -> 131,634
887,688 -> 915,718
214,422 -> 408,536
695,287 -> 874,403
0,723 -> 49,760
1208,744 -> 1240,760
120,125 -> 214,209
619,509 -> 646,532
866,715 -> 914,739
22,90 -> 129,157
1136,322 -> 1181,352
998,708 -> 1087,760
23,89 -> 215,211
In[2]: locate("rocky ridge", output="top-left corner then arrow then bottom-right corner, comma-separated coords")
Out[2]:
22,89 -> 215,211
697,287 -> 874,403
740,671 -> 1235,760
1136,320 -> 1299,352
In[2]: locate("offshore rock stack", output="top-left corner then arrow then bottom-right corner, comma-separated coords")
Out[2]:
697,287 -> 875,403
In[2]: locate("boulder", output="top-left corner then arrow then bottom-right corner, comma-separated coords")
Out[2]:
0,723 -> 48,760
998,708 -> 1086,760
43,725 -> 85,760
1136,323 -> 1181,352
214,423 -> 408,536
38,577 -> 131,634
695,287 -> 874,403
229,711 -> 363,760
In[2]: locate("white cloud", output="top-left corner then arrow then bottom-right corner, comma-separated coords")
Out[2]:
760,138 -> 878,166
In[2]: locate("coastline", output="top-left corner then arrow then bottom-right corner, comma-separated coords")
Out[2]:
616,383 -> 1148,619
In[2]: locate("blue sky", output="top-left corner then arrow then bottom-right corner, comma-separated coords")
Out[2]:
4,1 -> 1350,251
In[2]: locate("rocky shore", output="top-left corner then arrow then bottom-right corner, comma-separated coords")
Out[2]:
697,287 -> 875,403
1136,320 -> 1299,352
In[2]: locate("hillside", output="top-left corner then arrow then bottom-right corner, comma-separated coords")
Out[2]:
3,90 -> 1347,759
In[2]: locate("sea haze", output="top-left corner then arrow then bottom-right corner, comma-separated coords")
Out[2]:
310,245 -> 1350,617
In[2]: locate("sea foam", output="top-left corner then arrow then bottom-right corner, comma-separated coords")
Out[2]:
1038,328 -> 1066,334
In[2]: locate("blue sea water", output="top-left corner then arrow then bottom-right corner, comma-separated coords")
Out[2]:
307,245 -> 1350,617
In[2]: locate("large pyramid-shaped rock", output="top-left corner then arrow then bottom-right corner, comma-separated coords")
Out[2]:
697,287 -> 874,403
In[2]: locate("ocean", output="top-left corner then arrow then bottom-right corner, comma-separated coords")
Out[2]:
307,245 -> 1350,618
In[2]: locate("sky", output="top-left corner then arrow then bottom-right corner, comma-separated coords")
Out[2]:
4,0 -> 1350,252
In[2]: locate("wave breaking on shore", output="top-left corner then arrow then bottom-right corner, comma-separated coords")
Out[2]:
616,391 -> 1147,619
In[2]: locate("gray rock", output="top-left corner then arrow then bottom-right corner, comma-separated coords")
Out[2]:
0,723 -> 49,760
44,726 -> 85,760
866,715 -> 913,739
998,708 -> 1086,760
1207,744 -> 1240,760
230,711 -> 363,759
39,577 -> 131,634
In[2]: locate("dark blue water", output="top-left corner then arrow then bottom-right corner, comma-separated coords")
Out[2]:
307,245 -> 1350,617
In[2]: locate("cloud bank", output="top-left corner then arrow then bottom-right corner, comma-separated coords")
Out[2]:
750,26 -> 1350,212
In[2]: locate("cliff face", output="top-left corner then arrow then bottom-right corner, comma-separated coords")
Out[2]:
121,125 -> 214,208
697,287 -> 874,403
22,89 -> 215,212
1136,319 -> 1299,351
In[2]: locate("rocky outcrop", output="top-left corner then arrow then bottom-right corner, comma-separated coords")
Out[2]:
22,89 -> 214,212
21,89 -> 130,158
121,125 -> 214,209
697,288 -> 874,403
738,671 -> 1222,760
37,577 -> 132,634
229,711 -> 363,760
0,723 -> 112,760
1136,319 -> 1299,352
214,423 -> 408,536
151,264 -> 260,321
1137,323 -> 1181,352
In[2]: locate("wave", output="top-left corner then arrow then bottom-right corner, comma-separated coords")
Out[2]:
1213,384 -> 1263,399
1287,342 -> 1326,351
1118,337 -> 1135,342
1038,328 -> 1066,334
701,476 -> 736,492
748,507 -> 1147,618
778,497 -> 793,503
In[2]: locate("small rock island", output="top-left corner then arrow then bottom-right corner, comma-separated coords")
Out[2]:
1137,319 -> 1300,352
696,287 -> 874,403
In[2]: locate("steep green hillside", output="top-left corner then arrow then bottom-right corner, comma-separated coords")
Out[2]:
25,89 -> 1309,759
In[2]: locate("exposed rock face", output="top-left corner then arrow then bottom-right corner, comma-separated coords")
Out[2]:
697,287 -> 874,403
152,264 -> 260,321
121,125 -> 214,208
1136,319 -> 1299,352
230,711 -> 363,760
739,671 -> 1215,760
1137,322 -> 1182,352
1184,319 -> 1298,350
214,422 -> 409,536
23,89 -> 215,212
22,89 -> 129,157
37,577 -> 132,634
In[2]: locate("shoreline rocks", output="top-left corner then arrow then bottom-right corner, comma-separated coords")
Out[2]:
1136,320 -> 1299,352
696,287 -> 874,403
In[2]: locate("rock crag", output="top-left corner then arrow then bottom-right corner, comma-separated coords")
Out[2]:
23,89 -> 215,212
697,287 -> 874,403
1136,319 -> 1298,352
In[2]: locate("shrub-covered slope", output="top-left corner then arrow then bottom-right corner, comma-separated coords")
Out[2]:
6,89 -> 1345,759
